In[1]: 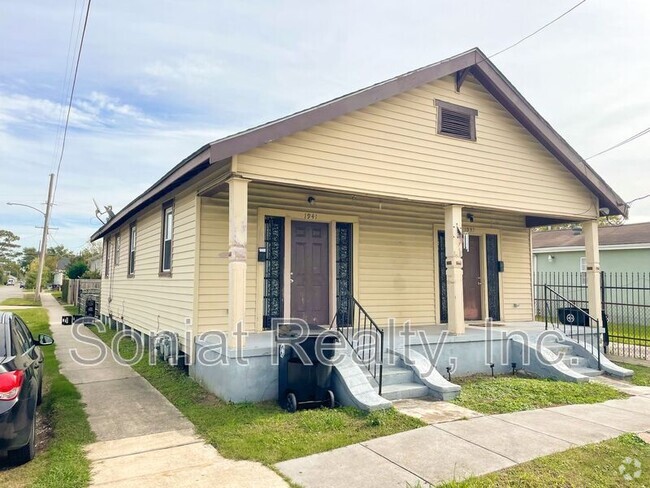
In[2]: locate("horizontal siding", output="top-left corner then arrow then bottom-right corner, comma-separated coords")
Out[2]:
197,183 -> 534,333
237,74 -> 596,218
100,189 -> 197,346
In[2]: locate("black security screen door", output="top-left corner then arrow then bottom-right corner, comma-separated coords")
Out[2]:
486,234 -> 501,321
438,231 -> 448,323
336,222 -> 353,325
263,216 -> 284,329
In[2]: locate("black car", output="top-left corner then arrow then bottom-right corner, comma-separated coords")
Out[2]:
0,312 -> 53,465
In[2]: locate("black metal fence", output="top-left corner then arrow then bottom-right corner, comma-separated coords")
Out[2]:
535,271 -> 650,359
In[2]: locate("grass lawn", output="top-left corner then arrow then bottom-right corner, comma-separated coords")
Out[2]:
1,293 -> 41,306
608,323 -> 649,342
451,374 -> 626,414
615,361 -> 650,387
440,433 -> 650,487
0,308 -> 94,488
63,305 -> 78,315
91,326 -> 423,465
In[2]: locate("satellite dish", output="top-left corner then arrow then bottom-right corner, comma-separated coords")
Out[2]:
93,198 -> 115,224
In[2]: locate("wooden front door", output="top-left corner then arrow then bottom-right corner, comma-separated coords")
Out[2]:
291,221 -> 330,325
463,235 -> 482,320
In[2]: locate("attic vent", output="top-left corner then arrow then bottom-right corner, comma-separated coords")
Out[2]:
435,100 -> 478,141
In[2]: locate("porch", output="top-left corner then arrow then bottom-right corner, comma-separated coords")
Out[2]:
191,178 -> 611,408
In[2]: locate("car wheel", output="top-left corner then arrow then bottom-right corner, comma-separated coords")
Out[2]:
325,389 -> 335,409
37,377 -> 43,406
286,392 -> 298,413
8,414 -> 36,465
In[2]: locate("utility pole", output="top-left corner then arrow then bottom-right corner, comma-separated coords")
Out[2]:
34,173 -> 55,302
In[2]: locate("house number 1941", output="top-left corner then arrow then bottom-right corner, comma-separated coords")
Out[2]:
304,212 -> 318,220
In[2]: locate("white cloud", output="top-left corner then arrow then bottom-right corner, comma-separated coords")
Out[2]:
1,0 -> 649,251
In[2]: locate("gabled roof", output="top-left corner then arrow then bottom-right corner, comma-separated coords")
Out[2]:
533,222 -> 650,249
91,47 -> 628,241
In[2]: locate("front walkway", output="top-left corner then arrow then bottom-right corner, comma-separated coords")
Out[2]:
277,392 -> 650,487
41,294 -> 287,488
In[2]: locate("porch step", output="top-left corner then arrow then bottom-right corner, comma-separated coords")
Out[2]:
380,382 -> 430,401
561,355 -> 588,368
570,366 -> 603,377
544,343 -> 574,355
364,365 -> 414,386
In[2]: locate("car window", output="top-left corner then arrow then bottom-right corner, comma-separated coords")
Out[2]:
11,317 -> 33,354
0,324 -> 6,357
15,316 -> 34,343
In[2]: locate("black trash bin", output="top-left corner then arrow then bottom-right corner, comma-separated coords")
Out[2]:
558,307 -> 589,326
277,324 -> 338,413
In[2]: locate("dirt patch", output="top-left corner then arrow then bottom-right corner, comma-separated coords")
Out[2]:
35,410 -> 52,454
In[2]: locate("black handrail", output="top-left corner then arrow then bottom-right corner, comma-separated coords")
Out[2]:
543,285 -> 601,370
333,295 -> 384,396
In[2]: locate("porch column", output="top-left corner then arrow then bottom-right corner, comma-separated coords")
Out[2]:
228,176 -> 250,346
445,205 -> 465,335
583,219 -> 602,325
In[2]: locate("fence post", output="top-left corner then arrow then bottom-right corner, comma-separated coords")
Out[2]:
544,285 -> 548,330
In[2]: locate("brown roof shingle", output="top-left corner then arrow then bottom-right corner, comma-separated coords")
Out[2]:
533,222 -> 650,249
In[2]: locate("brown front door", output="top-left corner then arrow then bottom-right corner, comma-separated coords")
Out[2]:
291,221 -> 330,325
463,235 -> 482,320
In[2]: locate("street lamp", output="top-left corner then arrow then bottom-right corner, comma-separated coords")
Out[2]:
5,174 -> 55,301
6,202 -> 46,216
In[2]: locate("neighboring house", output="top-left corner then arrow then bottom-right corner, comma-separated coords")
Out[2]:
88,255 -> 102,273
91,48 -> 627,404
533,222 -> 650,275
53,257 -> 71,288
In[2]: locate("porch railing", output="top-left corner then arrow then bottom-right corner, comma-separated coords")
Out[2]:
543,285 -> 601,370
333,295 -> 384,396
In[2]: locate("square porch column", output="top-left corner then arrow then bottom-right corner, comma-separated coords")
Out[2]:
228,176 -> 250,346
445,205 -> 465,335
583,219 -> 602,325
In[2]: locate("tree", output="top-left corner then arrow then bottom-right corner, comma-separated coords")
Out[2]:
48,245 -> 75,259
0,229 -> 20,264
67,260 -> 89,279
20,247 -> 38,273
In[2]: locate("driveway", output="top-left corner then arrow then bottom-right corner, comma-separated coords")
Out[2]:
0,284 -> 22,303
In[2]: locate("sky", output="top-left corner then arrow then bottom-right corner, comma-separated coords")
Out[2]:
0,0 -> 648,252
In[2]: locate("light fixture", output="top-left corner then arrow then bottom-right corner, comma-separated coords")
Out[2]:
466,212 -> 474,222
307,196 -> 315,206
548,255 -> 555,263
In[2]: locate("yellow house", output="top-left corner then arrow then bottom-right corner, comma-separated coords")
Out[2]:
92,48 -> 629,408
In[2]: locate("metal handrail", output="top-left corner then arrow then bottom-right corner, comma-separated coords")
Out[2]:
543,285 -> 601,370
334,295 -> 384,396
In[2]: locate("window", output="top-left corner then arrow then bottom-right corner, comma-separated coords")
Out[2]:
114,234 -> 121,266
435,100 -> 477,141
580,257 -> 587,285
128,222 -> 137,276
12,316 -> 33,354
104,239 -> 111,278
160,201 -> 174,274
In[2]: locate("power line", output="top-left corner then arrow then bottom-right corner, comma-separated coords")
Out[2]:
50,0 -> 85,175
627,193 -> 650,205
488,0 -> 587,60
585,127 -> 650,160
52,0 -> 92,201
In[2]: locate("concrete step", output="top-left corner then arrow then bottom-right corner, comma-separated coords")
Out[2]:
561,355 -> 588,368
380,382 -> 430,401
364,366 -> 414,386
544,343 -> 574,355
570,366 -> 603,377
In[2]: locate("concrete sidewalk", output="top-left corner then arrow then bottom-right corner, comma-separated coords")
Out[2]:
277,389 -> 650,487
41,294 -> 287,488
